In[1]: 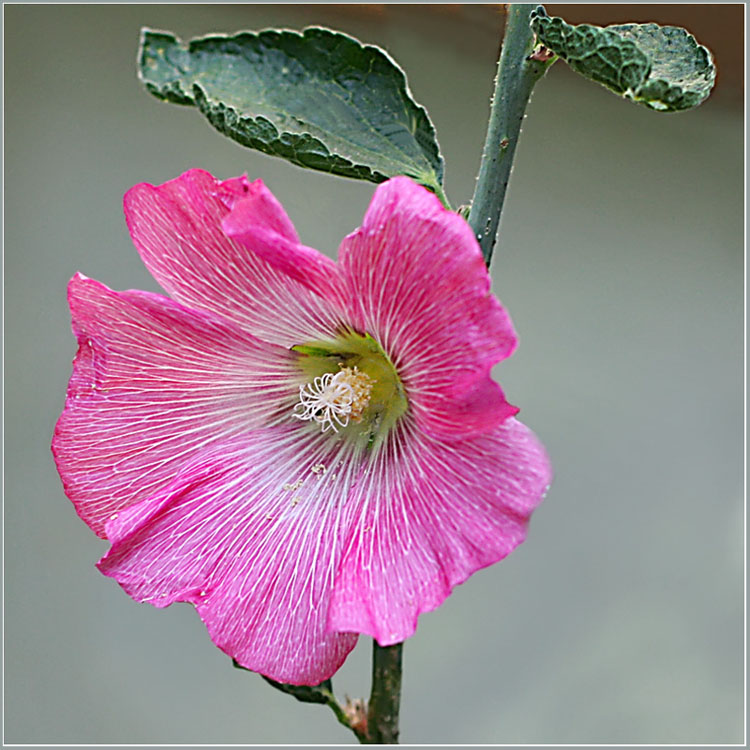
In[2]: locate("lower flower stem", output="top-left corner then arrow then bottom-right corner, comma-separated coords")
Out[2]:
364,640 -> 403,743
468,3 -> 556,267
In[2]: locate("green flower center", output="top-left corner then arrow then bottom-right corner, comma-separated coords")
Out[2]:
292,330 -> 407,446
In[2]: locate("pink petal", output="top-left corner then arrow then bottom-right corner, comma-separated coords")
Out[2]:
221,189 -> 345,305
52,273 -> 299,538
328,417 -> 551,644
98,428 -> 365,685
338,177 -> 519,439
124,169 -> 343,346
219,175 -> 301,243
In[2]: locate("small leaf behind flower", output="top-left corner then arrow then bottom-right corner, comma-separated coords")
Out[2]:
530,6 -> 716,112
139,27 -> 444,191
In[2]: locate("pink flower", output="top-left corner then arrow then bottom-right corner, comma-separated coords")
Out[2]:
52,170 -> 551,685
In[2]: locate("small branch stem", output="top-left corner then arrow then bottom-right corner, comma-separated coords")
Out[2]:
319,687 -> 368,743
468,3 -> 554,267
365,641 -> 403,743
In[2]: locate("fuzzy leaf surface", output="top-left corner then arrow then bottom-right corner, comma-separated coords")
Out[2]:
530,6 -> 716,111
139,27 -> 444,189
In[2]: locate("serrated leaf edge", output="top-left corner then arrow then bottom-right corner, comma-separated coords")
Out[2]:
137,26 -> 444,187
529,8 -> 716,111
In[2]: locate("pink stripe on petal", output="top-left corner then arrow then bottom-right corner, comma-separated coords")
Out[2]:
124,169 -> 342,346
98,428 -> 366,685
328,417 -> 551,645
338,177 -> 519,439
52,274 -> 299,538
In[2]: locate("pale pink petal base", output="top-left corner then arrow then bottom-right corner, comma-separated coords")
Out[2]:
329,417 -> 551,645
96,414 -> 549,680
98,427 -> 368,685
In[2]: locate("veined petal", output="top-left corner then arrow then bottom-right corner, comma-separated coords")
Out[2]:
98,428 -> 367,685
52,273 -> 299,538
124,169 -> 342,346
328,417 -> 551,644
338,177 -> 518,439
219,174 -> 300,243
222,190 -> 345,306
55,171 -> 552,684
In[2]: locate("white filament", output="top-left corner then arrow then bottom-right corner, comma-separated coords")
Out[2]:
293,372 -> 356,433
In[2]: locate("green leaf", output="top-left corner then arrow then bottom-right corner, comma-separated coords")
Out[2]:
530,6 -> 716,112
138,27 -> 444,192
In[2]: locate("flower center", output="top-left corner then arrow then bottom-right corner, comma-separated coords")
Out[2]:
291,331 -> 407,446
293,367 -> 374,433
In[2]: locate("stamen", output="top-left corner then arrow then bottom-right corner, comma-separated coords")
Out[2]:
293,367 -> 374,433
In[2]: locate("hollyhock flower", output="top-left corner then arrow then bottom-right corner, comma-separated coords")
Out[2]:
52,169 -> 551,685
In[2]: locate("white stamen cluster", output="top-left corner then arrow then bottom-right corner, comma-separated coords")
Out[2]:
293,367 -> 374,433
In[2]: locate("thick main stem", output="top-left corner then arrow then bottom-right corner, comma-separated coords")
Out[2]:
365,641 -> 403,743
468,4 -> 553,267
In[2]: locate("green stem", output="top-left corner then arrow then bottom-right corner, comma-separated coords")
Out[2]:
364,641 -> 403,743
468,4 -> 555,267
256,671 -> 368,743
319,686 -> 368,743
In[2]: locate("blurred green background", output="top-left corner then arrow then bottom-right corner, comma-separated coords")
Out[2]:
4,4 -> 744,744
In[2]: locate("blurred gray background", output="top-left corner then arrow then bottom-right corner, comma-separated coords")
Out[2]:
4,4 -> 744,745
